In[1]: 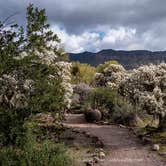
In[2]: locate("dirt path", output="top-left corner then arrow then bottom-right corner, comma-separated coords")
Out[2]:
63,114 -> 166,166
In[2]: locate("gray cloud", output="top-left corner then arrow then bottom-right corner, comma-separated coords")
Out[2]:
0,0 -> 166,52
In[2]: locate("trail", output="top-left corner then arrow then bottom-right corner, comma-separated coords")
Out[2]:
63,114 -> 166,166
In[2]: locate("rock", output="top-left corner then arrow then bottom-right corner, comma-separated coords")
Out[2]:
142,137 -> 152,144
86,150 -> 91,153
92,153 -> 97,157
102,121 -> 110,125
85,109 -> 102,123
81,130 -> 86,134
159,151 -> 166,156
86,132 -> 91,137
98,151 -> 106,159
85,160 -> 94,166
119,124 -> 126,128
96,140 -> 104,148
99,148 -> 105,152
152,144 -> 160,151
95,148 -> 99,153
93,156 -> 100,163
72,128 -> 80,133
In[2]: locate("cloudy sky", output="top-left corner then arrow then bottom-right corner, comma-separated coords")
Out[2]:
0,0 -> 166,53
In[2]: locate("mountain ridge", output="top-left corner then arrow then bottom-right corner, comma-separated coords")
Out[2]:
69,49 -> 166,69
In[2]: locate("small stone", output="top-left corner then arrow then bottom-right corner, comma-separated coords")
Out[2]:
98,151 -> 106,159
92,153 -> 97,157
86,150 -> 91,153
86,132 -> 91,137
103,121 -> 110,125
119,124 -> 126,128
82,130 -> 86,134
93,156 -> 100,163
142,137 -> 152,144
95,148 -> 99,153
99,148 -> 105,152
159,151 -> 166,155
85,160 -> 94,166
72,128 -> 79,133
152,144 -> 160,151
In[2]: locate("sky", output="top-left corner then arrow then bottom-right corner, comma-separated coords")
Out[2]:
0,0 -> 166,53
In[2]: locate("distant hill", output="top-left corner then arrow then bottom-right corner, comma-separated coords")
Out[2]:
69,49 -> 166,69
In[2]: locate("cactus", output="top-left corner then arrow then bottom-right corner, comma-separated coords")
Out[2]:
85,109 -> 102,122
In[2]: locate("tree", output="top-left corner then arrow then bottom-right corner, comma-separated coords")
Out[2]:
0,4 -> 68,145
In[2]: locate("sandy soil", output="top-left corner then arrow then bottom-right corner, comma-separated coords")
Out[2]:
63,114 -> 166,166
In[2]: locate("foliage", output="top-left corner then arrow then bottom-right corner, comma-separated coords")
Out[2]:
96,60 -> 119,73
71,62 -> 96,84
55,61 -> 73,109
0,131 -> 74,166
83,87 -> 124,117
82,87 -> 137,125
0,108 -> 28,146
71,83 -> 92,112
112,104 -> 141,126
26,4 -> 58,52
94,63 -> 126,89
119,63 -> 166,129
0,4 -> 69,146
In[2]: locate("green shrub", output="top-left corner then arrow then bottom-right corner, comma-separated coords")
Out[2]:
0,108 -> 29,146
71,62 -> 96,84
83,87 -> 136,124
112,104 -> 137,125
96,60 -> 119,73
0,131 -> 74,166
0,4 -> 65,146
84,87 -> 119,113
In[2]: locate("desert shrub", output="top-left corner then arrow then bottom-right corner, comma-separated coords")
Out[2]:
94,63 -> 126,89
83,87 -> 124,117
0,4 -> 71,146
0,108 -> 29,146
71,83 -> 92,112
119,63 -> 166,130
82,87 -> 137,124
73,83 -> 92,100
85,87 -> 119,109
111,103 -> 141,126
71,62 -> 96,84
0,132 -> 74,166
96,60 -> 119,73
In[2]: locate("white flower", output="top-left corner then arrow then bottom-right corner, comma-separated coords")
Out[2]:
94,64 -> 126,89
55,61 -> 73,109
119,63 -> 166,117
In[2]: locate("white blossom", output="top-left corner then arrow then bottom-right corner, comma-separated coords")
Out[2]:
119,63 -> 166,118
55,61 -> 73,109
94,64 -> 126,89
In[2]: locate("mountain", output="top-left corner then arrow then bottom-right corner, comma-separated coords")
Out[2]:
69,49 -> 166,69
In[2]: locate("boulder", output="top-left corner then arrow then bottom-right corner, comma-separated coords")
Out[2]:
98,151 -> 106,159
85,109 -> 102,123
152,144 -> 160,151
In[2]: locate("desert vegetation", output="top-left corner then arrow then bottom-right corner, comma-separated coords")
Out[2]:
0,4 -> 75,165
0,3 -> 165,166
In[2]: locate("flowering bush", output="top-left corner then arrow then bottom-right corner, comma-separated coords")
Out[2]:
0,74 -> 34,109
94,64 -> 126,89
119,63 -> 166,129
0,4 -> 71,146
55,61 -> 73,109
